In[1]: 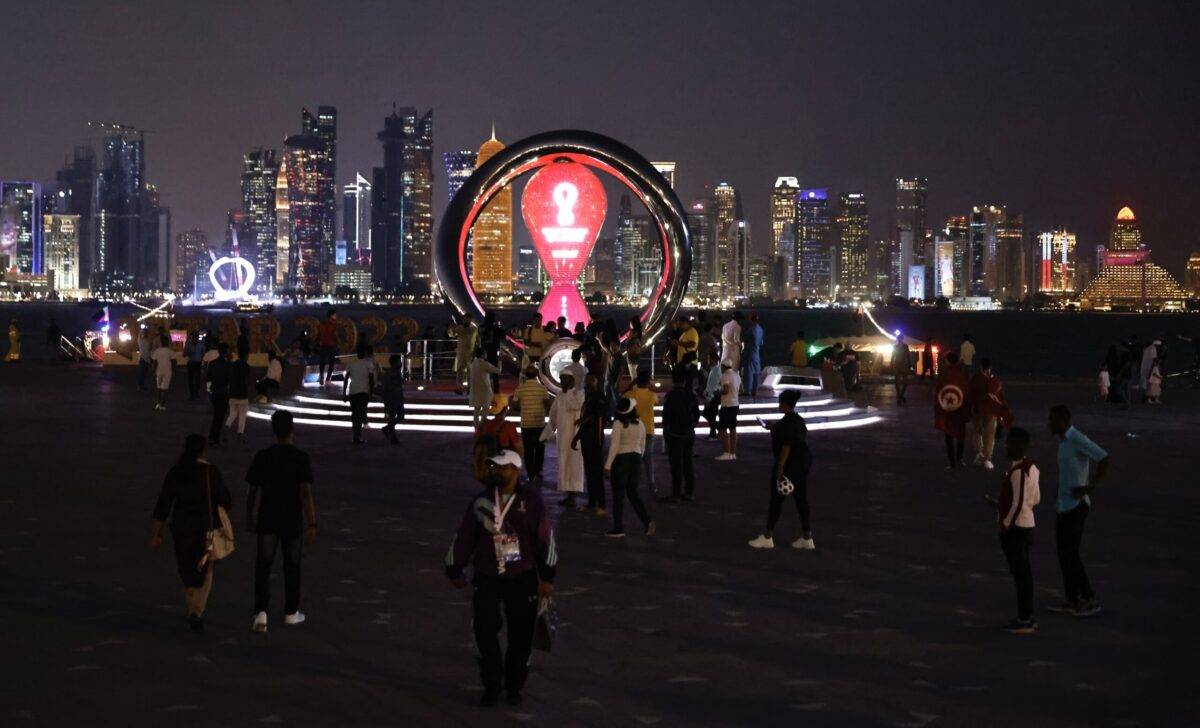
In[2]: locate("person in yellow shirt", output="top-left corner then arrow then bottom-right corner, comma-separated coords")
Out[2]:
628,369 -> 659,493
675,317 -> 700,392
789,330 -> 809,368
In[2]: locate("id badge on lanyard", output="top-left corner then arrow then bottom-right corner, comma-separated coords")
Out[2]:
493,489 -> 521,574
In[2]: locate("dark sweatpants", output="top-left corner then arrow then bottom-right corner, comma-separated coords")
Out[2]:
665,434 -> 695,497
349,392 -> 369,441
611,452 -> 652,532
521,427 -> 545,479
580,434 -> 606,509
473,570 -> 538,693
767,451 -> 812,533
1000,526 -> 1034,620
1055,503 -> 1094,603
187,361 -> 203,399
254,533 -> 302,615
209,394 -> 229,444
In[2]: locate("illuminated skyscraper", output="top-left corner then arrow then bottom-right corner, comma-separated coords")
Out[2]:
241,148 -> 278,291
342,173 -> 371,264
771,177 -> 800,284
652,162 -> 677,189
834,191 -> 869,298
443,150 -> 477,201
686,199 -> 715,297
301,106 -> 337,249
1037,228 -> 1077,293
283,134 -> 326,293
1185,252 -> 1200,298
53,147 -> 95,287
795,188 -> 831,299
943,215 -> 969,296
896,177 -> 928,258
372,107 -> 434,294
995,212 -> 1026,302
43,214 -> 80,291
968,204 -> 1004,296
711,182 -> 740,297
174,229 -> 207,294
727,220 -> 751,297
472,130 -> 512,296
274,158 -> 290,287
1110,206 -> 1142,251
0,181 -> 43,273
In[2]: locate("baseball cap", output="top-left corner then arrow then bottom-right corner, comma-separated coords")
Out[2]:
488,394 -> 509,415
486,449 -> 522,469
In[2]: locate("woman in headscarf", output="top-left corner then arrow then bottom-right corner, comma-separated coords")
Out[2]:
150,434 -> 233,632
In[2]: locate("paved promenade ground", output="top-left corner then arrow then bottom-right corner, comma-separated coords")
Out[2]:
1,364 -> 1196,726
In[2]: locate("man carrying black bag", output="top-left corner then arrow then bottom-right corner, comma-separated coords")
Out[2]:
446,449 -> 557,707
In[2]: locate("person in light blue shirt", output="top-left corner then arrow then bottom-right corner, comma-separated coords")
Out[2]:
1048,405 -> 1109,618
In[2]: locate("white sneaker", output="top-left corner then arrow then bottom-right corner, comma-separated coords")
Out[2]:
715,452 -> 736,461
792,537 -> 816,550
748,535 -> 775,549
284,611 -> 306,626
982,460 -> 994,470
252,611 -> 267,632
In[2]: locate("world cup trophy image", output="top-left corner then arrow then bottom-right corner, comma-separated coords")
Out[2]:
520,159 -> 607,330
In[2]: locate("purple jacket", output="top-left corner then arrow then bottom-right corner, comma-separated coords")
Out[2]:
445,485 -> 557,583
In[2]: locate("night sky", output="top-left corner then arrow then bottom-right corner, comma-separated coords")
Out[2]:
2,1 -> 1197,273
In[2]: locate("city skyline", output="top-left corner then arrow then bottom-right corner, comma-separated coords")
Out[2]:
0,1 -> 1195,279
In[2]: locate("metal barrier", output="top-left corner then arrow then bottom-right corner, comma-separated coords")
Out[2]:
405,338 -> 458,381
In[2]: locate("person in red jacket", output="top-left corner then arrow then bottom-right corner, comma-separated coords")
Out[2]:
315,310 -> 339,385
934,351 -> 971,470
969,358 -> 1014,470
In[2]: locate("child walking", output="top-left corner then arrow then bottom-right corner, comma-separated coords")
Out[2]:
986,427 -> 1041,634
1146,359 -> 1163,404
1097,363 -> 1110,401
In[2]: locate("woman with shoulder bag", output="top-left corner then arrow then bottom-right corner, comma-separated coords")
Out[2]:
151,434 -> 234,632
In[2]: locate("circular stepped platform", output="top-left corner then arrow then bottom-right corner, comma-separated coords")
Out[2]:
250,385 -> 883,434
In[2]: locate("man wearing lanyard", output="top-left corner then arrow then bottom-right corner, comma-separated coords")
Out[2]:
446,450 -> 557,707
1048,405 -> 1109,618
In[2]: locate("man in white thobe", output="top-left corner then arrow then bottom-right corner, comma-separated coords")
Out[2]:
541,374 -> 585,507
720,312 -> 744,371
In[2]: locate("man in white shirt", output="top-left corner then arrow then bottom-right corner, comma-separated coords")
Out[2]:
562,347 -> 587,394
342,343 -> 376,444
720,312 -> 744,371
716,363 -> 742,461
151,334 -> 175,411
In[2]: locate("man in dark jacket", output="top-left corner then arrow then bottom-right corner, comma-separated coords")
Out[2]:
207,344 -> 231,446
661,367 -> 700,502
446,449 -> 556,707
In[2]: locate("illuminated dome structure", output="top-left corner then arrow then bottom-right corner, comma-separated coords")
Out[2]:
1079,206 -> 1188,310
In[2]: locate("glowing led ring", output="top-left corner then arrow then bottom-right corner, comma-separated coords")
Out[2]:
434,129 -> 692,358
208,256 -> 256,300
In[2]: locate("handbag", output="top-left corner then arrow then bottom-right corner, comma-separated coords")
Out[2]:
204,465 -> 235,562
532,596 -> 556,652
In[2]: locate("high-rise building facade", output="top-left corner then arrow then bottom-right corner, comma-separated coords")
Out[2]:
711,182 -> 740,297
274,158 -> 291,288
968,204 -> 1003,296
54,147 -> 95,287
372,107 -> 434,294
943,215 -> 970,296
727,220 -> 751,297
241,148 -> 278,291
771,177 -> 800,285
995,212 -> 1026,302
471,131 -> 512,296
343,173 -> 372,265
869,238 -> 891,300
896,177 -> 928,260
301,106 -> 337,250
43,214 -> 80,290
1186,253 -> 1200,298
1037,229 -> 1077,293
652,162 -> 677,189
443,150 -> 477,201
834,192 -> 869,299
91,124 -> 148,287
0,181 -> 43,274
686,199 -> 715,299
174,229 -> 207,294
1079,206 -> 1188,309
1110,206 -> 1142,251
283,134 -> 326,293
795,188 -> 832,299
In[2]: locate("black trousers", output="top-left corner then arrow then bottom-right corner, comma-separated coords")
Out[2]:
665,434 -> 695,497
611,452 -> 652,532
767,459 -> 812,533
254,533 -> 302,614
349,392 -> 369,441
187,361 -> 203,399
1000,526 -> 1034,620
1055,503 -> 1094,603
521,427 -> 545,478
209,394 -> 229,444
472,570 -> 538,693
255,377 -> 280,398
318,345 -> 336,382
944,433 -> 965,465
580,434 -> 605,508
894,372 -> 908,402
138,359 -> 150,389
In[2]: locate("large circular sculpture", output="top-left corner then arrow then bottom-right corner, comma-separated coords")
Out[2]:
434,129 -> 691,356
